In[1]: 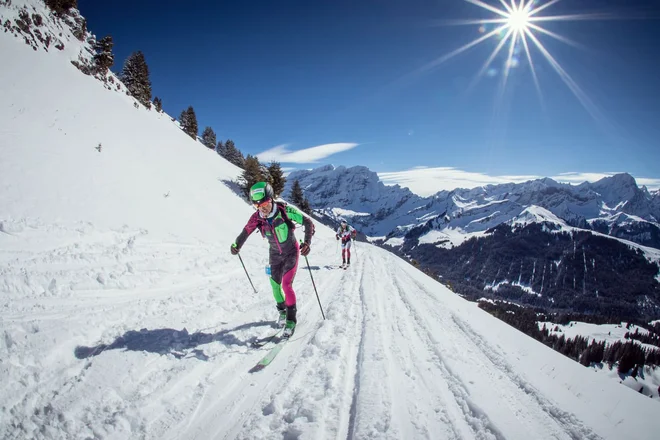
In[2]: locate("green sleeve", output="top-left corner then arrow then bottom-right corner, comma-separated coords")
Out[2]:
286,205 -> 315,244
286,206 -> 305,225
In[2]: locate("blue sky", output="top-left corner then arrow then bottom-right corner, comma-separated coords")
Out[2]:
78,0 -> 660,193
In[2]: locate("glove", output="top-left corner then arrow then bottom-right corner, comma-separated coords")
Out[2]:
300,242 -> 311,256
335,235 -> 339,240
230,243 -> 239,255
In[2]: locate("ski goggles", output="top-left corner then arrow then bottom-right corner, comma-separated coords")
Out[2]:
253,198 -> 271,208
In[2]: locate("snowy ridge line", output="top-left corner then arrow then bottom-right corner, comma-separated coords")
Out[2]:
400,268 -> 603,440
449,316 -> 603,440
346,267 -> 368,440
389,269 -> 505,440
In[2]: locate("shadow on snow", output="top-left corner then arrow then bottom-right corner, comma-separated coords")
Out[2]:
74,320 -> 276,361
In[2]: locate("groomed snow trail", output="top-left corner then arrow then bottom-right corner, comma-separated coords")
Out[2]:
3,223 -> 659,440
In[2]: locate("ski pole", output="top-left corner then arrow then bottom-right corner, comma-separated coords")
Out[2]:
237,253 -> 257,293
301,242 -> 325,320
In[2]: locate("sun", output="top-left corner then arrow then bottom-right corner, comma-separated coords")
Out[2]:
507,8 -> 530,32
414,0 -> 619,124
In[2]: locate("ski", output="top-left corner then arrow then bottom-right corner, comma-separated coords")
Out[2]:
248,337 -> 288,373
251,327 -> 283,348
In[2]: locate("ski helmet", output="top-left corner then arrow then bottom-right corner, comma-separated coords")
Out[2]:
250,182 -> 274,205
340,218 -> 347,226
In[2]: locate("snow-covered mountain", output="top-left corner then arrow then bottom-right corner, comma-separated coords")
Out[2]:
287,167 -> 660,319
1,0 -> 132,95
3,2 -> 660,438
287,165 -> 660,249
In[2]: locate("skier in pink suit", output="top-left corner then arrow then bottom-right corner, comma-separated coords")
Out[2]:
231,182 -> 314,338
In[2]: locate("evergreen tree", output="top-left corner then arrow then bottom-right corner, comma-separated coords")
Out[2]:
290,179 -> 312,214
153,97 -> 163,112
92,35 -> 114,76
216,140 -> 226,157
72,17 -> 86,41
592,341 -> 605,364
239,155 -> 265,200
618,342 -> 638,374
223,139 -> 235,161
300,198 -> 312,215
179,106 -> 198,139
224,140 -> 245,168
579,343 -> 592,366
45,0 -> 77,14
121,51 -> 152,108
201,127 -> 217,150
260,162 -> 271,186
631,365 -> 639,379
290,179 -> 305,208
267,161 -> 286,197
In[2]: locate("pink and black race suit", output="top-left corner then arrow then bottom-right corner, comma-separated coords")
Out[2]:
234,202 -> 314,308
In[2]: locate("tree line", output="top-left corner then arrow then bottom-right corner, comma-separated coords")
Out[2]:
238,158 -> 311,214
624,323 -> 660,349
478,301 -> 660,374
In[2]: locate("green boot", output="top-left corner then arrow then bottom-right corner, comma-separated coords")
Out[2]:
283,320 -> 296,338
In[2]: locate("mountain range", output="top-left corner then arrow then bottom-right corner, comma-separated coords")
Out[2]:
286,165 -> 660,320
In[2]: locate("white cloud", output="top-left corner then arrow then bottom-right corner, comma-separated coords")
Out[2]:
256,143 -> 359,164
378,167 -> 660,197
636,178 -> 660,190
553,172 -> 660,190
552,172 -> 622,184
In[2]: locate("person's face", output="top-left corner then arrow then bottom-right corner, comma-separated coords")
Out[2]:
255,199 -> 273,216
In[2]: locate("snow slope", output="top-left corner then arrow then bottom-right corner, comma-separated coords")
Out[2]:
537,320 -> 660,399
1,7 -> 660,440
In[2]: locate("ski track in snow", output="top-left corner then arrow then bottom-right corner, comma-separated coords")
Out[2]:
0,222 -> 656,439
393,266 -> 602,440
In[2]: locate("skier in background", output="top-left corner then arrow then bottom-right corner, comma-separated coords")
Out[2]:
336,219 -> 357,268
231,182 -> 315,338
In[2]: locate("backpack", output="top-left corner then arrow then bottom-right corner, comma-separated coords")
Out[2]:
276,202 -> 296,230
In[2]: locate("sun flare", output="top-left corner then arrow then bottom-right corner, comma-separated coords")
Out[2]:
507,8 -> 530,31
425,0 -> 618,123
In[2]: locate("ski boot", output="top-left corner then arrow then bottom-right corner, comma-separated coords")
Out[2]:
276,302 -> 287,327
283,320 -> 296,339
282,304 -> 297,339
